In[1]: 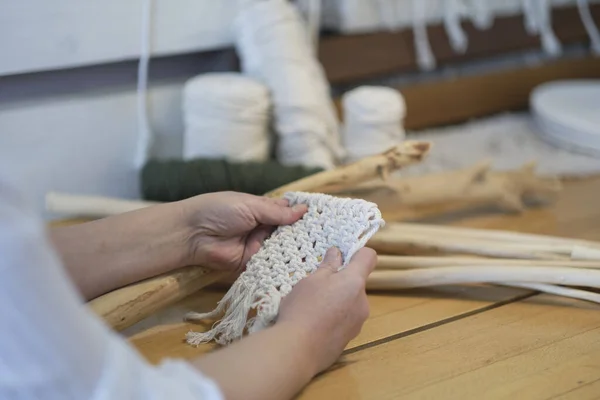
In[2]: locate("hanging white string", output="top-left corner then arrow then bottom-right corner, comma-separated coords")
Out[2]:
523,0 -> 561,56
536,0 -> 562,56
182,73 -> 271,162
412,0 -> 436,70
522,0 -> 539,34
299,0 -> 323,53
235,0 -> 344,170
444,0 -> 468,53
469,0 -> 493,29
134,0 -> 154,170
577,0 -> 600,55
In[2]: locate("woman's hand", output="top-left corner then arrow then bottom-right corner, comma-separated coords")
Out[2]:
193,246 -> 377,400
51,191 -> 305,300
181,192 -> 307,272
278,246 -> 377,373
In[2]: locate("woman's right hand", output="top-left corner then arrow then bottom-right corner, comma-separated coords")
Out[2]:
277,247 -> 378,374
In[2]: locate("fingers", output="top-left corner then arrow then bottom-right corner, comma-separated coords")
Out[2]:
315,247 -> 343,275
250,197 -> 308,226
243,225 -> 276,266
343,248 -> 378,281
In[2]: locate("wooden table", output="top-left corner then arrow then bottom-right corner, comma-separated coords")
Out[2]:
124,177 -> 600,399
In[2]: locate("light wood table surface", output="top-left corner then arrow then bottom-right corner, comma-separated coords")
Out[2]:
121,177 -> 600,399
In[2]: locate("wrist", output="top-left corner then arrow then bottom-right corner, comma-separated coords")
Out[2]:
274,320 -> 322,378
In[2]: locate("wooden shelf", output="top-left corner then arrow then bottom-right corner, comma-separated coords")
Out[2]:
319,4 -> 600,84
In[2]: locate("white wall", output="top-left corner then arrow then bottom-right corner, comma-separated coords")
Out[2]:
0,51 -> 236,218
0,0 -> 237,76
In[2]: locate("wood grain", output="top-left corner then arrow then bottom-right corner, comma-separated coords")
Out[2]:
128,176 -> 600,399
298,295 -> 600,399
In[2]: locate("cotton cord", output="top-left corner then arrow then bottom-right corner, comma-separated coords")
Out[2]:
577,0 -> 600,55
444,0 -> 468,53
235,0 -> 344,170
134,0 -> 154,170
185,191 -> 385,346
469,0 -> 493,29
522,0 -> 562,56
140,158 -> 322,201
342,86 -> 406,162
412,0 -> 436,70
182,73 -> 271,163
523,0 -> 538,34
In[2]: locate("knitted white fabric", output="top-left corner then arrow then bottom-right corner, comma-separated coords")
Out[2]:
185,192 -> 385,346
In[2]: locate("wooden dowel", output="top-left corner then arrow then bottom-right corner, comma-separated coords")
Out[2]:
376,255 -> 600,269
369,229 -> 568,260
390,222 -> 600,248
89,266 -> 228,331
47,192 -> 156,217
366,266 -> 600,290
494,282 -> 600,305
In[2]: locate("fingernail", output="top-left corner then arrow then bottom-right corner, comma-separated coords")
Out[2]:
322,247 -> 341,264
292,204 -> 307,212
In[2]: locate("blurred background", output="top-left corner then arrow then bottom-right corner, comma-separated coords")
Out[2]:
1,0 -> 599,218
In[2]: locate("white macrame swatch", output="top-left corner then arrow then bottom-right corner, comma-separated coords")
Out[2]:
185,192 -> 385,346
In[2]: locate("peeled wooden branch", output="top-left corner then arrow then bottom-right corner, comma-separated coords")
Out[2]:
369,224 -> 600,260
46,192 -> 156,218
89,267 -> 228,331
265,141 -> 431,197
390,222 -> 600,249
366,266 -> 600,290
495,282 -> 600,304
368,228 -> 570,259
376,255 -> 600,270
325,162 -> 561,213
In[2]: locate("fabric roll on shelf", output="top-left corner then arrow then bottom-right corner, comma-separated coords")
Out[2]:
342,86 -> 406,163
235,0 -> 344,170
182,72 -> 272,163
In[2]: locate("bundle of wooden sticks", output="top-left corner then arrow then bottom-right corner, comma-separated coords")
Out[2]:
47,141 -> 600,332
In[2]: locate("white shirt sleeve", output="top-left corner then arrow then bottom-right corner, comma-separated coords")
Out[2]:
0,180 -> 224,400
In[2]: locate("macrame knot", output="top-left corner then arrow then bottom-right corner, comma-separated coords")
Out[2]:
185,191 -> 385,346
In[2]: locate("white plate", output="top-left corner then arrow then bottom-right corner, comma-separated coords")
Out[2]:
531,80 -> 600,155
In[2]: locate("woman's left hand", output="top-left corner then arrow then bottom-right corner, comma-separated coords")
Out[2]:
180,192 -> 307,273
51,191 -> 306,300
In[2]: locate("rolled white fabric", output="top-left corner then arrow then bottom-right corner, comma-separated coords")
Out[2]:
183,72 -> 271,162
342,86 -> 406,162
235,0 -> 343,170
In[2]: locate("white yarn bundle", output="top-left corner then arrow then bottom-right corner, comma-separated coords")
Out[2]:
234,0 -> 344,170
185,191 -> 384,346
182,73 -> 271,162
342,86 -> 407,162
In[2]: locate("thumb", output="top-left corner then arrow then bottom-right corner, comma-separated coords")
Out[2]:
251,197 -> 308,226
315,247 -> 343,274
343,247 -> 377,281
